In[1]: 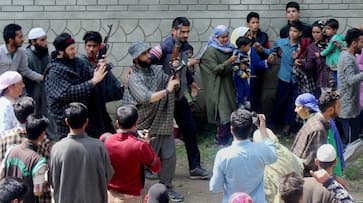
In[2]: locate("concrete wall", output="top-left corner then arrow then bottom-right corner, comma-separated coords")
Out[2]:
0,0 -> 362,115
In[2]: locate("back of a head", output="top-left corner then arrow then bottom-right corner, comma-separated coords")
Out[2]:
279,172 -> 304,203
0,177 -> 27,203
345,28 -> 363,47
325,19 -> 339,30
229,192 -> 253,203
3,23 -> 21,44
64,102 -> 88,129
13,96 -> 35,124
26,115 -> 49,141
147,183 -> 169,203
316,144 -> 336,170
82,31 -> 102,44
246,12 -> 259,23
230,107 -> 253,140
116,105 -> 138,129
172,17 -> 190,28
318,89 -> 340,113
286,1 -> 300,11
236,36 -> 251,48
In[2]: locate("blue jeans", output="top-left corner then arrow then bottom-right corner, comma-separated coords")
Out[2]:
233,71 -> 250,107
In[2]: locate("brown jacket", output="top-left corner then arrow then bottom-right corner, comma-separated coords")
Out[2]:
302,178 -> 338,203
291,113 -> 330,176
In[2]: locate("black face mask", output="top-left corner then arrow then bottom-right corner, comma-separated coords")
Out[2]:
33,44 -> 49,57
137,59 -> 151,69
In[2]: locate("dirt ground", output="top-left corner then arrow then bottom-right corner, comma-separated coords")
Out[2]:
144,144 -> 363,203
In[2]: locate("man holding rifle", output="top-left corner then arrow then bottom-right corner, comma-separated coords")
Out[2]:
44,33 -> 108,139
150,17 -> 210,182
80,30 -> 123,138
123,41 -> 182,202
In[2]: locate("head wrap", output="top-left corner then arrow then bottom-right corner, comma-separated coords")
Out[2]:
295,93 -> 319,112
207,25 -> 234,54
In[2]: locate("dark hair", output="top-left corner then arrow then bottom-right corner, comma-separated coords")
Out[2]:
116,105 -> 139,129
236,36 -> 251,48
82,31 -> 102,44
51,32 -> 74,59
246,12 -> 260,23
230,107 -> 253,140
64,102 -> 88,129
318,89 -> 340,112
286,1 -> 300,11
290,22 -> 303,32
312,20 -> 325,31
319,160 -> 335,170
0,177 -> 27,203
279,172 -> 304,203
345,28 -> 363,47
325,19 -> 339,30
25,115 -> 49,140
172,17 -> 190,28
3,24 -> 22,44
13,96 -> 35,124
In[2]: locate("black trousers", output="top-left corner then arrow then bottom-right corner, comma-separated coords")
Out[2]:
174,97 -> 201,170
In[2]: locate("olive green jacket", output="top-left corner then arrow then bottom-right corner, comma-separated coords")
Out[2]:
200,47 -> 236,124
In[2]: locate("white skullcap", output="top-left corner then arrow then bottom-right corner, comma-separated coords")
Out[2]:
28,27 -> 46,40
317,144 -> 336,162
0,71 -> 22,94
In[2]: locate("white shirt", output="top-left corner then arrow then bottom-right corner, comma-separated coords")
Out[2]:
0,96 -> 19,133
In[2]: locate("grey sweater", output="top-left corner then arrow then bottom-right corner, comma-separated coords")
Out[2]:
337,50 -> 363,118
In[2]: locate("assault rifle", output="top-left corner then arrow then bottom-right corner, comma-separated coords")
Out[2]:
96,24 -> 113,71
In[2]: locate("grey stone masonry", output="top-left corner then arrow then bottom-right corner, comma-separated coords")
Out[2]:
0,0 -> 362,114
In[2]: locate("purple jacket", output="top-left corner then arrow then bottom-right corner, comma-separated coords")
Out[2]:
303,42 -> 330,88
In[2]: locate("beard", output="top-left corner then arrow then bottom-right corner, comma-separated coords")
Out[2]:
33,44 -> 49,57
137,59 -> 151,68
59,51 -> 76,66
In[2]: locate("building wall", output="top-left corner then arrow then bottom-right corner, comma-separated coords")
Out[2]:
0,0 -> 362,114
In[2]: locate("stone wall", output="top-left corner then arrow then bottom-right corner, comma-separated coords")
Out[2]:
0,0 -> 362,115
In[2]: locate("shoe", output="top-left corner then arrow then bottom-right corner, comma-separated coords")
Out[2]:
145,169 -> 158,180
167,189 -> 184,202
189,167 -> 211,180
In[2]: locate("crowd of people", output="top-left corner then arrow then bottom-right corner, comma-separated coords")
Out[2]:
0,1 -> 362,203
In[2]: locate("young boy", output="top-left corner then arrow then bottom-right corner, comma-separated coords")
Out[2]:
280,1 -> 312,39
319,19 -> 344,88
233,36 -> 270,110
264,23 -> 302,136
245,12 -> 270,59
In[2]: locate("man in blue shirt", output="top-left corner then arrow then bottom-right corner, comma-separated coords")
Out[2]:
209,108 -> 277,203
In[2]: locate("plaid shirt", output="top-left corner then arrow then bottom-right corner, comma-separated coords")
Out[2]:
293,65 -> 317,95
291,113 -> 330,176
122,65 -> 174,136
45,58 -> 93,138
0,127 -> 53,203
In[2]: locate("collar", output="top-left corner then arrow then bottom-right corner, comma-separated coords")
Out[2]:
231,139 -> 251,146
282,38 -> 299,47
67,133 -> 88,139
316,112 -> 331,129
23,139 -> 39,151
288,20 -> 302,26
117,131 -> 138,139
